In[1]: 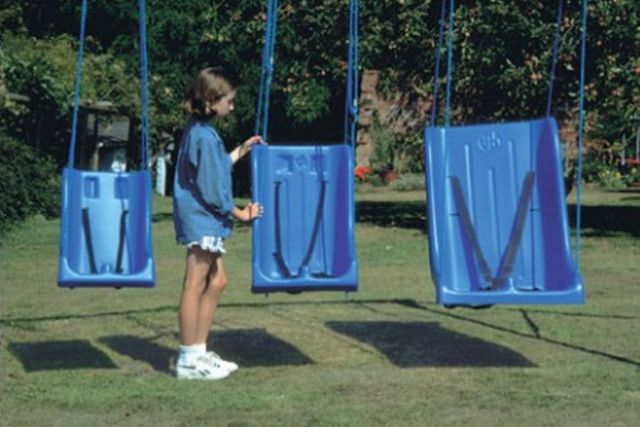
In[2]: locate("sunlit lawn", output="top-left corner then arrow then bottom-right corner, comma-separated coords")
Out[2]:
1,185 -> 639,427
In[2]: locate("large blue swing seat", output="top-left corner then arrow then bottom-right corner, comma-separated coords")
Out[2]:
58,168 -> 155,288
251,144 -> 358,293
424,117 -> 584,305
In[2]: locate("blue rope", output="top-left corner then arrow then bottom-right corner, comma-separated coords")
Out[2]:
255,0 -> 358,147
428,0 -> 447,128
344,0 -> 359,149
255,0 -> 277,140
139,0 -> 150,170
546,0 -> 564,117
444,0 -> 455,128
68,0 -> 149,170
67,0 -> 89,168
575,0 -> 587,269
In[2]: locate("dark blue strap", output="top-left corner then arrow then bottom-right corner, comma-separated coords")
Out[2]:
493,172 -> 536,288
272,180 -> 292,278
67,0 -> 150,170
449,176 -> 494,286
298,180 -> 328,275
450,172 -> 536,290
81,207 -> 97,274
115,209 -> 129,273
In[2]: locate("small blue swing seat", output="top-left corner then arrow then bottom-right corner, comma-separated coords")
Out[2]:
251,144 -> 357,293
58,168 -> 155,288
425,118 -> 584,305
57,0 -> 155,288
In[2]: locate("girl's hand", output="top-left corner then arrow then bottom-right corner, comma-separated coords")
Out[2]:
234,202 -> 263,222
231,136 -> 264,164
242,135 -> 264,150
240,135 -> 264,156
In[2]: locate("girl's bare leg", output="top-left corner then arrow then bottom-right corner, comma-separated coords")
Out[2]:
178,247 -> 215,346
195,256 -> 227,344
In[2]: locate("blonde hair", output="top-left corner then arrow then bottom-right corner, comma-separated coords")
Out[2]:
182,67 -> 237,118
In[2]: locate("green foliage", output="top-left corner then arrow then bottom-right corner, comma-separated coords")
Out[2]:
581,159 -> 606,184
393,132 -> 424,174
0,133 -> 61,232
369,115 -> 396,172
1,0 -> 639,192
588,0 -> 640,144
285,78 -> 332,126
370,119 -> 423,175
360,0 -> 432,78
0,34 -> 140,166
596,165 -> 627,191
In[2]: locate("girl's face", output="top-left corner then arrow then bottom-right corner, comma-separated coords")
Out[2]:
208,90 -> 236,117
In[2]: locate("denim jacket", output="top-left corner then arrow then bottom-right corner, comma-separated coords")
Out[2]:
173,119 -> 234,243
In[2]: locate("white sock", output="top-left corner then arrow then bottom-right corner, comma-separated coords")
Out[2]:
178,343 -> 206,364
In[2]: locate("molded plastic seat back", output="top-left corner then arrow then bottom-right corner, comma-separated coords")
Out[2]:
58,168 -> 155,288
251,144 -> 358,293
424,117 -> 583,305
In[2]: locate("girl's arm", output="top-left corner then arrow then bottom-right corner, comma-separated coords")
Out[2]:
230,135 -> 263,164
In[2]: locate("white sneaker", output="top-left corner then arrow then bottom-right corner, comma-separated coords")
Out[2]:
176,355 -> 229,380
205,351 -> 239,373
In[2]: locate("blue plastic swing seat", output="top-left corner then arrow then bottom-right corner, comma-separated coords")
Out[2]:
424,117 -> 584,305
251,144 -> 358,293
58,168 -> 155,288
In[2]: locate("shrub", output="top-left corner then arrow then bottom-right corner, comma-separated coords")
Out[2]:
369,115 -> 396,173
389,173 -> 425,192
0,133 -> 61,233
596,165 -> 626,191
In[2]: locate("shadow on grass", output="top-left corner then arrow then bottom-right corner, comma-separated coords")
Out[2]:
568,204 -> 640,237
326,320 -> 535,368
99,329 -> 313,372
152,212 -> 174,223
8,340 -> 117,372
395,299 -> 640,368
4,300 -> 638,369
210,328 -> 314,368
100,336 -> 174,374
354,195 -> 640,237
356,200 -> 426,231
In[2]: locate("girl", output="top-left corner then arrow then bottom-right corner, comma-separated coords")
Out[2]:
173,67 -> 263,380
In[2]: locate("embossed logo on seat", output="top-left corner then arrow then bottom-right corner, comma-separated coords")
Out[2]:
477,131 -> 504,152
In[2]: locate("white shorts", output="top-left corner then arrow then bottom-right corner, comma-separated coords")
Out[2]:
186,236 -> 226,254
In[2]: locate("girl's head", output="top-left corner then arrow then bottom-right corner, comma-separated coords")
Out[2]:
183,67 -> 238,119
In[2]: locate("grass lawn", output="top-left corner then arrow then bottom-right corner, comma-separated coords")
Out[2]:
1,185 -> 639,426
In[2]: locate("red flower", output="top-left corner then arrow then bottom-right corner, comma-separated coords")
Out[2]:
354,166 -> 371,181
